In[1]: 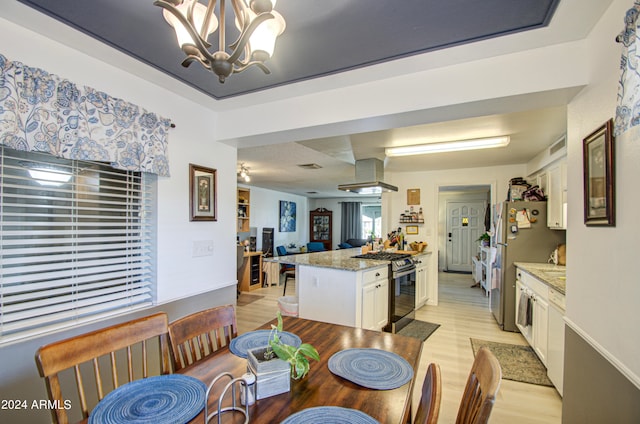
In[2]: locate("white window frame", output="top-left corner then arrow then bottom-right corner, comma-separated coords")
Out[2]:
0,147 -> 156,344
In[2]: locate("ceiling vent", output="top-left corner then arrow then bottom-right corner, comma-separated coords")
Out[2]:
297,163 -> 322,169
338,158 -> 398,194
549,135 -> 566,156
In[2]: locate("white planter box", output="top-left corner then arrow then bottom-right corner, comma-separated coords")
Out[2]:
247,347 -> 291,400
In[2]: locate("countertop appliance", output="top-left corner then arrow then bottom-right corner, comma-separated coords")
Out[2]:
490,201 -> 565,332
352,251 -> 416,332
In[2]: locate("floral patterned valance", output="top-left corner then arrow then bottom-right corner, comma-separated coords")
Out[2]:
0,53 -> 171,176
615,1 -> 640,136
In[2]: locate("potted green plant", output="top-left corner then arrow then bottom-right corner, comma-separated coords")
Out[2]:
266,312 -> 320,380
246,312 -> 320,400
477,232 -> 491,246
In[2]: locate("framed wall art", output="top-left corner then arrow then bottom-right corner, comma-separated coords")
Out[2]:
189,164 -> 217,221
583,119 -> 615,226
405,225 -> 419,235
279,200 -> 296,232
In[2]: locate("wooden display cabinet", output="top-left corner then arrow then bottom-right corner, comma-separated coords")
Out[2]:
237,188 -> 250,232
309,208 -> 332,250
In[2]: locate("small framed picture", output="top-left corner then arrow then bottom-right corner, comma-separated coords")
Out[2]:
189,164 -> 217,221
583,119 -> 615,226
406,225 -> 419,235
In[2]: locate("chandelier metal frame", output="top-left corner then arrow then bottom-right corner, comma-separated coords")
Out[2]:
154,0 -> 283,83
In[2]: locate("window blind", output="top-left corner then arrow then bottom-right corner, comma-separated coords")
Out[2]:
0,147 -> 155,343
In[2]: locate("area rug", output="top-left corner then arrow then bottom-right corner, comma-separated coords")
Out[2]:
470,338 -> 553,386
237,293 -> 264,307
397,320 -> 440,341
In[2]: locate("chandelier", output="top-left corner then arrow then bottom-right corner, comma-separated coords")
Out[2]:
154,0 -> 285,83
238,163 -> 251,182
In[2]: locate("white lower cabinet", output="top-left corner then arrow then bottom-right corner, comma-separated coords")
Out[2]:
362,275 -> 389,330
547,287 -> 566,395
515,269 -> 549,367
547,301 -> 565,395
532,295 -> 549,365
515,280 -> 533,343
415,259 -> 428,308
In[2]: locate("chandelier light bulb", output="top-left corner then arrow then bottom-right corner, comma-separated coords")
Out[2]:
246,10 -> 286,60
155,0 -> 285,83
162,1 -> 217,47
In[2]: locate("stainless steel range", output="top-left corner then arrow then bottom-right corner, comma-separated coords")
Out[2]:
352,251 -> 416,332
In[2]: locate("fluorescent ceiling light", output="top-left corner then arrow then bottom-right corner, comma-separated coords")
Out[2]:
385,136 -> 510,157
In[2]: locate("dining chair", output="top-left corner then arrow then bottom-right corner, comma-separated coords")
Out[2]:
168,304 -> 238,371
35,312 -> 171,424
455,346 -> 502,424
306,241 -> 326,252
414,363 -> 442,424
276,245 -> 295,295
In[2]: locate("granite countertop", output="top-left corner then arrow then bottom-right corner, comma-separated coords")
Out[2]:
266,248 -> 432,272
514,262 -> 566,295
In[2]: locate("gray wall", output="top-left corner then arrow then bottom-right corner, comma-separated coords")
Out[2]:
0,285 -> 236,424
562,327 -> 640,423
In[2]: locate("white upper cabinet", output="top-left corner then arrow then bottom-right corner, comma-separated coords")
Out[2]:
527,135 -> 567,230
546,161 -> 567,229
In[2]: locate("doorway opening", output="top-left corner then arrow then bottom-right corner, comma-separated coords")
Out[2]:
438,185 -> 491,273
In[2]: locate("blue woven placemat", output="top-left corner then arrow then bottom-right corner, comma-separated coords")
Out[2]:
328,348 -> 414,390
88,374 -> 205,424
281,406 -> 379,424
229,329 -> 301,358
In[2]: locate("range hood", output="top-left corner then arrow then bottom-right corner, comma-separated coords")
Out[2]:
338,158 -> 398,194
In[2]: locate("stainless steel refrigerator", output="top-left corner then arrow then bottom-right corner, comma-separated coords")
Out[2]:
490,201 -> 565,332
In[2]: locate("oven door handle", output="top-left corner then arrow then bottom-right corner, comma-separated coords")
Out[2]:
393,267 -> 416,279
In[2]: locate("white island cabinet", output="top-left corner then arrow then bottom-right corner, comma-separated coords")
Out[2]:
297,264 -> 389,331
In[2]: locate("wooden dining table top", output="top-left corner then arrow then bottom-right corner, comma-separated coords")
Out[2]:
182,316 -> 423,424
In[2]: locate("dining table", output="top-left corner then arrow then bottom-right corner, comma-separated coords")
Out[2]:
181,316 -> 423,424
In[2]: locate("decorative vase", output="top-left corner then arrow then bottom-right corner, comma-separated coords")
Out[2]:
247,347 -> 291,400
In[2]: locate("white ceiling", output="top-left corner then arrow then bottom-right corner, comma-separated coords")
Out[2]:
238,100 -> 574,197
3,0 -> 613,198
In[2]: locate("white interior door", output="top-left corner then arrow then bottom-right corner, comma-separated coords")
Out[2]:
446,201 -> 485,272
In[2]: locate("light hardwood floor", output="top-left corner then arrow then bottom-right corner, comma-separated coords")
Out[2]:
235,271 -> 562,423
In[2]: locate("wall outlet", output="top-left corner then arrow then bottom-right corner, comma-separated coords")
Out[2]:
193,240 -> 214,257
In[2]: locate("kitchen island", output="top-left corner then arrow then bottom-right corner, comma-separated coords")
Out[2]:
270,248 -> 432,331
271,248 -> 389,330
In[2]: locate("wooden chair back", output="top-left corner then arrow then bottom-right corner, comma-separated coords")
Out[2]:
35,312 -> 171,424
414,363 -> 442,424
456,346 -> 502,424
168,305 -> 238,371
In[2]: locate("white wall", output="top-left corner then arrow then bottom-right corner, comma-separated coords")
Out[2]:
385,163 -> 526,304
241,185 -> 310,251
0,10 -> 240,423
565,0 -> 640,388
216,40 -> 589,146
0,12 -> 238,306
